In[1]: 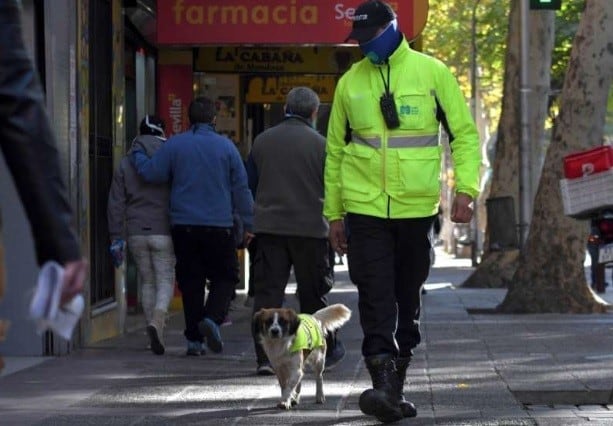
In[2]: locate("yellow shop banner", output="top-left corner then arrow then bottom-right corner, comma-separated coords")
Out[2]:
195,46 -> 361,74
246,75 -> 337,103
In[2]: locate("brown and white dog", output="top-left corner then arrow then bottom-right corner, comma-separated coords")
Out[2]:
253,304 -> 351,409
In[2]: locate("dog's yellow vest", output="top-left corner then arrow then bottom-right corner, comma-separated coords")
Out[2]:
290,314 -> 324,353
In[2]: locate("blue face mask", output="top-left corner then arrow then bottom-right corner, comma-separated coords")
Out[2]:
359,19 -> 400,64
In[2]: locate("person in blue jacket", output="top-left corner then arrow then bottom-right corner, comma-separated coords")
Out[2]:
131,97 -> 254,356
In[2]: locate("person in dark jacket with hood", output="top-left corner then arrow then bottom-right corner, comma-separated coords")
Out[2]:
107,115 -> 174,355
130,97 -> 254,356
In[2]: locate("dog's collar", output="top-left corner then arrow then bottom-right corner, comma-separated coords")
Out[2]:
290,314 -> 324,353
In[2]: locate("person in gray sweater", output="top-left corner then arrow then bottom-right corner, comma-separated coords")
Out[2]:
107,115 -> 174,355
247,87 -> 344,375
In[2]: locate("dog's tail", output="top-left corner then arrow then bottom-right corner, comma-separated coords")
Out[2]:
313,304 -> 351,335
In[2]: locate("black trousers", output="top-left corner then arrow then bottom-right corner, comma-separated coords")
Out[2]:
251,234 -> 333,363
346,213 -> 434,358
171,225 -> 239,342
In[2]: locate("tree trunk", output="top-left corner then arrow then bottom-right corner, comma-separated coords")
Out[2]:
528,10 -> 555,192
499,0 -> 613,313
464,0 -> 554,288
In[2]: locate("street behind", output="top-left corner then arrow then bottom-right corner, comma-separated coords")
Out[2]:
1,249 -> 613,425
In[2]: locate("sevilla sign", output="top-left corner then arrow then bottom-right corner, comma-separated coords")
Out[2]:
157,0 -> 429,45
158,64 -> 192,137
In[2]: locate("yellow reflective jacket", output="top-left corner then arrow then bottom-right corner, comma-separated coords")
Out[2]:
324,38 -> 481,221
289,314 -> 325,353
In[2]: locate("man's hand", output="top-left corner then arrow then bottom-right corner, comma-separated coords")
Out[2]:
61,258 -> 87,306
244,231 -> 255,248
451,193 -> 474,223
329,220 -> 347,255
109,239 -> 125,268
129,149 -> 146,168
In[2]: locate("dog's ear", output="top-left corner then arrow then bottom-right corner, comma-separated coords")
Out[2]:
252,310 -> 264,336
288,310 -> 301,336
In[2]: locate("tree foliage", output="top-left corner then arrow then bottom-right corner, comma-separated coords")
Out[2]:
551,1 -> 585,93
421,0 -> 509,134
422,0 -> 584,134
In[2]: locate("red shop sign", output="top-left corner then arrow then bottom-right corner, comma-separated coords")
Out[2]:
158,64 -> 192,138
158,0 -> 429,45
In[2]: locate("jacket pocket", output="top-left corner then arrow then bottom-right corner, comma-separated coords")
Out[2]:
397,91 -> 428,130
392,147 -> 441,197
347,93 -> 376,130
340,144 -> 380,202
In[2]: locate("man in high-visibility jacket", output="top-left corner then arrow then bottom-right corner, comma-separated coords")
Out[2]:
324,1 -> 481,422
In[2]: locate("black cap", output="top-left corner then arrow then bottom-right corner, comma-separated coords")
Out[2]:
345,0 -> 396,43
140,114 -> 165,136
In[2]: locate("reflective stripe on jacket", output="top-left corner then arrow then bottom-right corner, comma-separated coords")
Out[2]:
324,38 -> 481,221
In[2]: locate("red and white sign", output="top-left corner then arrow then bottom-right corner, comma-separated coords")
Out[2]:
563,146 -> 613,179
158,64 -> 192,138
157,0 -> 429,45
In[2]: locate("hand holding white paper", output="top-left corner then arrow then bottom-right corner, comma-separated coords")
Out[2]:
29,261 -> 84,340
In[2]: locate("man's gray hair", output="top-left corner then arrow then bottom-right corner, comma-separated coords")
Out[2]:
286,86 -> 320,119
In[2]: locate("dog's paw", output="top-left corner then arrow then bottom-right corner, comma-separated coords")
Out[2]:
277,401 -> 292,410
316,394 -> 325,404
290,392 -> 300,406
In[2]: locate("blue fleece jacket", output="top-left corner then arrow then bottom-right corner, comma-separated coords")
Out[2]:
131,124 -> 254,231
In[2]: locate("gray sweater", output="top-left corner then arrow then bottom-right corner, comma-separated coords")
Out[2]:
251,117 -> 328,238
107,135 -> 171,240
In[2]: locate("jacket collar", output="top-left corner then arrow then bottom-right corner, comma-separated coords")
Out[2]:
389,35 -> 410,65
282,114 -> 313,128
191,123 -> 216,134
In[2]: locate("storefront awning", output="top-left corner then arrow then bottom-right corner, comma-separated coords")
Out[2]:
157,0 -> 428,45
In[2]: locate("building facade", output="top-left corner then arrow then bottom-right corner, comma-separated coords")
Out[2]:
1,0 -> 428,357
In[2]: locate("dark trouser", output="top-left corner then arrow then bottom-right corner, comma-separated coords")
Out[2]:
588,242 -> 612,290
327,240 -> 337,281
171,225 -> 239,343
0,227 -> 5,372
346,213 -> 434,358
251,234 -> 333,363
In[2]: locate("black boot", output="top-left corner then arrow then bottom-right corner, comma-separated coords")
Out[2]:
395,357 -> 417,417
359,354 -> 403,423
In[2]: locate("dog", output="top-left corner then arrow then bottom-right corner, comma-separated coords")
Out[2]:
253,304 -> 352,410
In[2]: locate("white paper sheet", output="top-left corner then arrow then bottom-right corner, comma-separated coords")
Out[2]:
29,261 -> 84,340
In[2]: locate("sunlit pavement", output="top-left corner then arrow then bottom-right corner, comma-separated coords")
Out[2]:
1,247 -> 613,425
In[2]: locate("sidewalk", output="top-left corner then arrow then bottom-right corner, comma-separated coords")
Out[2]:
1,249 -> 613,425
